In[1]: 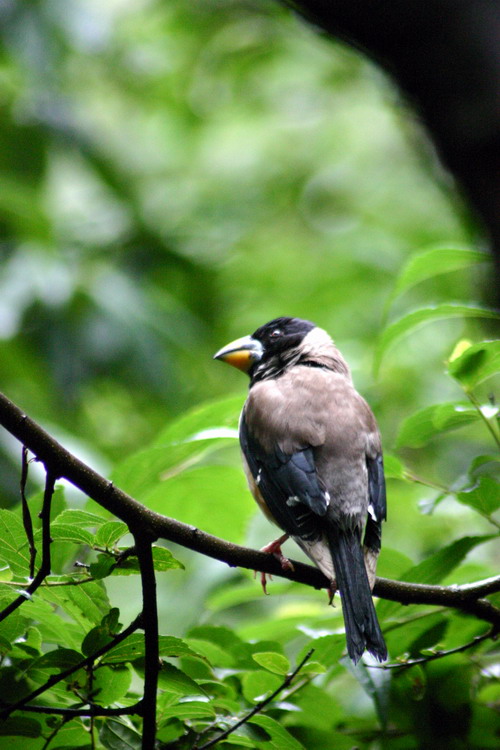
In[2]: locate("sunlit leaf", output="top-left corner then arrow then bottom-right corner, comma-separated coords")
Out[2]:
383,453 -> 406,479
447,340 -> 500,389
375,304 -> 500,373
111,546 -> 184,576
457,477 -> 500,516
242,670 -> 282,702
52,509 -> 107,528
49,524 -> 95,546
157,662 -> 205,696
153,395 -> 242,446
92,665 -> 132,706
249,715 -> 305,749
104,633 -> 202,664
95,521 -> 129,548
145,464 -> 253,542
396,402 -> 480,448
252,652 -> 290,675
0,510 -> 33,576
158,701 -> 216,720
391,247 -> 489,301
401,536 -> 494,585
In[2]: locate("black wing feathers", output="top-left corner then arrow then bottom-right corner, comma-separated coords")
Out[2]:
240,414 -> 325,541
365,454 -> 386,556
367,454 -> 386,522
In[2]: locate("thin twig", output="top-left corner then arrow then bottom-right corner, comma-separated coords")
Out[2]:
20,703 -> 142,717
465,390 -> 500,449
0,469 -> 56,624
20,446 -> 36,578
370,628 -> 495,670
195,649 -> 315,750
41,716 -> 72,750
0,613 -> 144,719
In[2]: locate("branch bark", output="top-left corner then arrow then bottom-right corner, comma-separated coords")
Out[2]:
0,390 -> 499,628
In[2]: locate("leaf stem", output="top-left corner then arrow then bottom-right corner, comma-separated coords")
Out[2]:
465,389 -> 500,450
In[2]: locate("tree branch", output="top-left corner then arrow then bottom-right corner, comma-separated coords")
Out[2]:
0,390 -> 499,629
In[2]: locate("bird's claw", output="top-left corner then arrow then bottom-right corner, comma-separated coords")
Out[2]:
255,533 -> 293,594
327,581 -> 338,606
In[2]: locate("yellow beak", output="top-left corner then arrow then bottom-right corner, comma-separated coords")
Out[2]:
213,335 -> 263,373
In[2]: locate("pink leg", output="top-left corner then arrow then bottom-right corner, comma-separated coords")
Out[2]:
256,533 -> 294,594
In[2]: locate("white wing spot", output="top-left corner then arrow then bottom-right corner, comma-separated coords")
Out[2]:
256,469 -> 262,486
286,496 -> 301,506
368,503 -> 377,521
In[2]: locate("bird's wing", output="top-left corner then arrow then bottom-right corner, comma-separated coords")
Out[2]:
367,454 -> 386,523
240,411 -> 328,542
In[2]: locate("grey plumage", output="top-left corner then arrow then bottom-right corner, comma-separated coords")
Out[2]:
214,317 -> 387,663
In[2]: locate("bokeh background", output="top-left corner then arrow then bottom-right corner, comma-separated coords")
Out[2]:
0,2 -> 498,743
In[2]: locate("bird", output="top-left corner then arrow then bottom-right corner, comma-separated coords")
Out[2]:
214,317 -> 387,664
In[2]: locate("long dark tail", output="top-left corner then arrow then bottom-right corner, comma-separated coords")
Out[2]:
326,526 -> 387,664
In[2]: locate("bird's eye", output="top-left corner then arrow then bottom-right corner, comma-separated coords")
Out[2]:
270,329 -> 282,339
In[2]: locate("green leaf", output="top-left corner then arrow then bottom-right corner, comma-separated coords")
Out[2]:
457,477 -> 500,516
89,554 -> 117,579
112,395 -> 242,499
40,582 -> 110,632
92,665 -> 132,706
298,635 -> 345,669
35,648 -> 83,670
376,548 -> 415,580
153,394 -> 242,446
99,719 -> 142,750
391,247 -> 489,301
158,701 -> 216,720
396,402 -> 480,448
145,464 -> 254,542
0,510 -> 32,576
375,304 -> 500,373
52,509 -> 107,528
383,453 -> 406,479
157,662 -> 206,696
104,634 -> 201,664
242,670 -> 282,702
377,536 -> 494,621
249,715 -> 305,749
95,521 -> 129,548
448,340 -> 500,389
402,536 -> 494,585
252,652 -> 290,675
49,524 -> 95,546
0,716 -> 41,737
111,545 -> 184,575
345,657 -> 390,728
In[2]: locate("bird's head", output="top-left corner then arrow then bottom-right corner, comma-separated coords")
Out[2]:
214,317 -> 347,381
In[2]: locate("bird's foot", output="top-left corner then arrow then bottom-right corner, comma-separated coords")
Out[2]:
327,580 -> 338,606
255,533 -> 293,594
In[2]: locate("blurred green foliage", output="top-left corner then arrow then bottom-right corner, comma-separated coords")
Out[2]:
0,0 -> 498,748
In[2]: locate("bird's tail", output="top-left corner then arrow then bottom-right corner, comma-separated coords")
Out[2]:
326,526 -> 387,664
